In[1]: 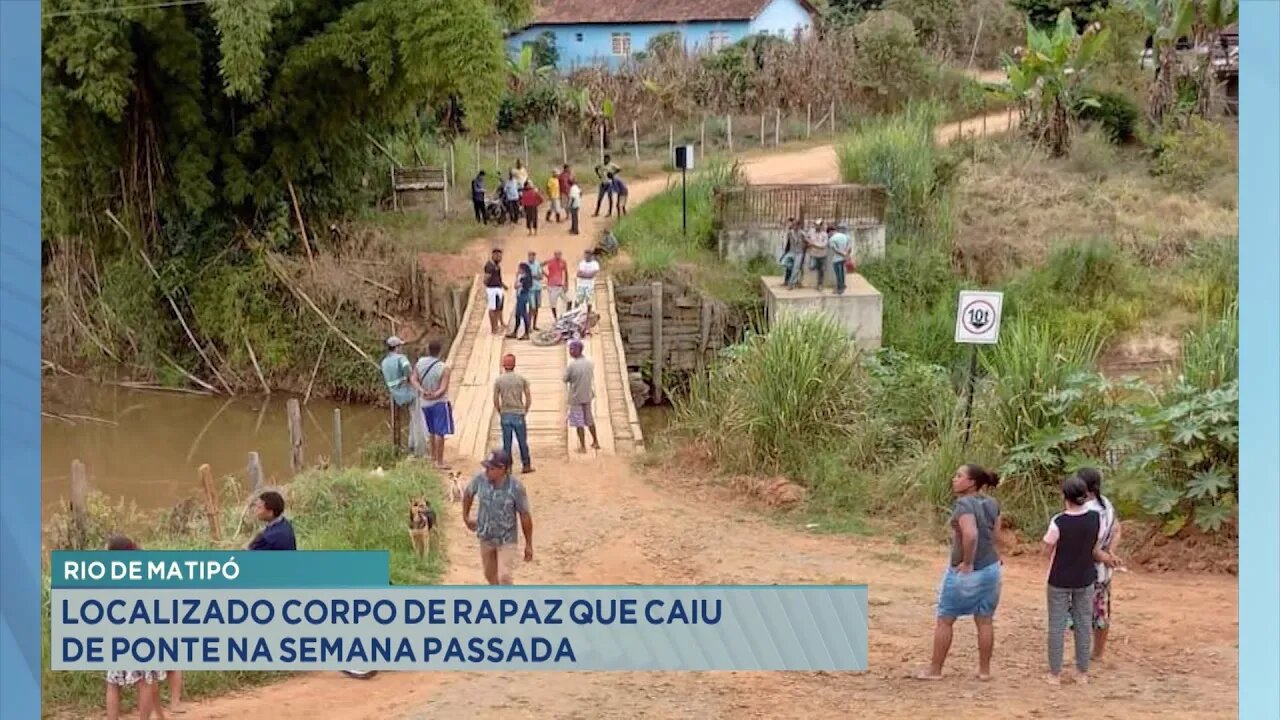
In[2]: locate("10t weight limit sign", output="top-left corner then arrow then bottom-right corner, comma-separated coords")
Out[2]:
955,291 -> 1004,345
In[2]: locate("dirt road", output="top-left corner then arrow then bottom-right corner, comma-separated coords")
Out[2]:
180,111 -> 1238,719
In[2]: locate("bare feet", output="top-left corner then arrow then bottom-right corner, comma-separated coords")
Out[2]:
912,668 -> 944,681
1044,674 -> 1061,686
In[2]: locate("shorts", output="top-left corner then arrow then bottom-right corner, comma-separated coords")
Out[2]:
480,541 -> 519,585
576,283 -> 594,306
106,670 -> 166,687
531,288 -> 542,305
936,562 -> 1002,619
547,286 -> 564,308
567,402 -> 595,428
1068,579 -> 1111,631
486,287 -> 504,311
422,402 -> 454,437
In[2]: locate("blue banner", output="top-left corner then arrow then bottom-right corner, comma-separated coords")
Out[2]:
51,586 -> 869,672
50,551 -> 389,589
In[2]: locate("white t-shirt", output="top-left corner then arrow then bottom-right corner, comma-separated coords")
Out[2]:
1086,497 -> 1117,582
577,259 -> 600,289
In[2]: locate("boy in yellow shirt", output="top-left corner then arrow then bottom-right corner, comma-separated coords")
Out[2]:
545,169 -> 563,223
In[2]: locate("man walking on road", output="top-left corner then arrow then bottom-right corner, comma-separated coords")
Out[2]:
463,450 -> 534,585
564,339 -> 600,454
593,154 -> 620,217
493,353 -> 534,474
484,249 -> 507,335
471,170 -> 487,224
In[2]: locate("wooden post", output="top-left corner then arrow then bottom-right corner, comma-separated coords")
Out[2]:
441,165 -> 450,217
198,463 -> 222,541
449,142 -> 457,188
287,398 -> 304,471
599,125 -> 605,163
830,100 -> 836,133
806,104 -> 812,139
451,287 -> 465,331
561,128 -> 568,165
494,138 -> 500,172
726,115 -> 733,153
983,104 -> 988,137
760,113 -> 766,146
774,108 -> 781,146
70,459 -> 88,548
650,282 -> 664,405
423,273 -> 433,328
523,134 -> 530,167
475,139 -> 481,174
700,117 -> 706,160
247,452 -> 264,492
668,125 -> 674,164
390,164 -> 398,211
333,408 -> 343,469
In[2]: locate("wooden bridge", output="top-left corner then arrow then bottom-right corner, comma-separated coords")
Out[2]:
442,274 -> 643,465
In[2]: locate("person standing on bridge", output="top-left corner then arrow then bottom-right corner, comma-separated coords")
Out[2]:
564,339 -> 600,454
493,353 -> 534,474
574,248 -> 601,315
544,250 -> 568,321
463,449 -> 534,585
526,250 -> 545,330
484,249 -> 508,335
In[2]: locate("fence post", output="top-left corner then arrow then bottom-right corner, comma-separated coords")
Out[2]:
389,164 -> 398,211
650,282 -> 664,405
523,134 -> 529,168
632,120 -> 640,167
287,398 -> 304,471
449,142 -> 456,188
333,408 -> 343,469
726,115 -> 733,153
774,108 -> 781,146
561,128 -> 568,165
198,463 -> 223,541
760,113 -> 766,146
668,125 -> 674,164
70,459 -> 88,548
700,117 -> 706,161
475,140 -> 480,174
247,451 -> 264,492
494,138 -> 500,172
806,104 -> 812,139
599,125 -> 605,163
830,100 -> 837,134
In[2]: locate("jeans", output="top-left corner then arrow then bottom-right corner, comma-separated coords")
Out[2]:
832,256 -> 847,293
809,255 -> 827,289
512,291 -> 531,337
500,413 -> 531,468
570,207 -> 580,234
472,197 -> 485,223
780,253 -> 797,287
505,199 -> 520,223
594,183 -> 613,215
1047,584 -> 1093,674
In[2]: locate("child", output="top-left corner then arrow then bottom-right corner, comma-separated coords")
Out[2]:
105,535 -> 168,720
1042,475 -> 1117,685
1077,467 -> 1123,661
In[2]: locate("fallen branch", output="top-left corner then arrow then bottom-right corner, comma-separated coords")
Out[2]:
112,380 -> 213,397
159,352 -> 220,394
353,272 -> 398,295
263,254 -> 377,368
287,180 -> 317,272
185,397 -> 235,464
303,300 -> 343,405
243,335 -> 271,395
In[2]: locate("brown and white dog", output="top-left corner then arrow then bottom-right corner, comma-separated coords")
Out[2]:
446,471 -> 465,503
408,499 -> 435,560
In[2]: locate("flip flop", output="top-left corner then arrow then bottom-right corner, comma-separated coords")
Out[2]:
911,669 -> 943,681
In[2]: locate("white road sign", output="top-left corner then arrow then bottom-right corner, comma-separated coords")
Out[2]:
955,290 -> 1004,345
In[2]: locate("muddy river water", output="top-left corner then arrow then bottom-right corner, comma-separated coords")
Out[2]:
41,378 -> 387,521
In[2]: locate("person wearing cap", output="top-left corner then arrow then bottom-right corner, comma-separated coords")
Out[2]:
381,335 -> 427,450
493,353 -> 534,473
483,248 -> 508,335
563,340 -> 600,453
463,449 -> 534,585
827,222 -> 854,295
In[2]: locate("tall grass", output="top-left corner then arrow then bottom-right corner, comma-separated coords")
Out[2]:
41,461 -> 445,716
1180,300 -> 1238,391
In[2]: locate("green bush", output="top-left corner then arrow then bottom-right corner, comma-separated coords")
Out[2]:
1151,117 -> 1236,192
837,103 -> 952,234
1180,301 -> 1238,391
852,11 -> 932,112
1076,89 -> 1140,144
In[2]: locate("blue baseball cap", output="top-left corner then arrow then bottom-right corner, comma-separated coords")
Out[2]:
481,449 -> 512,469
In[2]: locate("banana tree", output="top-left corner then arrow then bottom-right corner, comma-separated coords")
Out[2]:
1191,0 -> 1238,116
508,44 -> 555,94
1125,0 -> 1196,125
1001,9 -> 1111,156
562,86 -> 615,148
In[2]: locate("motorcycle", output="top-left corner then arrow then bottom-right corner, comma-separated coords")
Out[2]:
483,196 -> 510,225
531,303 -> 599,347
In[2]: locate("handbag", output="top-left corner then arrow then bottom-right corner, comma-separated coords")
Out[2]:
844,257 -> 856,272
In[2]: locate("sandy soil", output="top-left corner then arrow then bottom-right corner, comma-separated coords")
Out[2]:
177,110 -> 1238,720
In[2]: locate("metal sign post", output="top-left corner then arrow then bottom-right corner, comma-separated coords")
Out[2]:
954,290 -> 1004,449
674,145 -> 694,236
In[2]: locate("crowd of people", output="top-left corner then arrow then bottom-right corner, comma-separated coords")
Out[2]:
470,155 -> 630,236
479,246 -> 602,340
780,218 -> 857,294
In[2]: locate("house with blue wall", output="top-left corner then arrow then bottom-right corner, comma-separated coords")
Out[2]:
506,0 -> 818,72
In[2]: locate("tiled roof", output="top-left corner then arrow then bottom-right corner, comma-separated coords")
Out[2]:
527,0 -> 812,25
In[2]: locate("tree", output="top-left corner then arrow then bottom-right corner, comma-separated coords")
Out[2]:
1123,0 -> 1194,125
1012,0 -> 1111,29
42,0 -> 514,256
1002,9 -> 1111,155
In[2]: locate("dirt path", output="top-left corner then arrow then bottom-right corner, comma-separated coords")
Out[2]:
178,110 -> 1237,719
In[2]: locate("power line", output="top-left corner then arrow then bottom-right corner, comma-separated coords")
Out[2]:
44,0 -> 215,19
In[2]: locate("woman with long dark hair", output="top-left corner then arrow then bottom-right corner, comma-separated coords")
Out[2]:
1076,467 -> 1123,661
917,464 -> 1003,681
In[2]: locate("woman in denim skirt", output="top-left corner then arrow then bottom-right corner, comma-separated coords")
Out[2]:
917,464 -> 1004,681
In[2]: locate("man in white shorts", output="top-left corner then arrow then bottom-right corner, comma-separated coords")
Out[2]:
575,248 -> 600,314
483,248 -> 507,335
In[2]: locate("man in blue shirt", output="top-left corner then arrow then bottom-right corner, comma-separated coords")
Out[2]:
502,173 -> 521,224
248,491 -> 297,551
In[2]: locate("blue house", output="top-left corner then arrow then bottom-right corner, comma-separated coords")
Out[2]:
506,0 -> 818,72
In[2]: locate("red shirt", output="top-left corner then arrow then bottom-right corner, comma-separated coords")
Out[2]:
544,257 -> 568,287
558,172 -> 573,197
519,187 -> 543,208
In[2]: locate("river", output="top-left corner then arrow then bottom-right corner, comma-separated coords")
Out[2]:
41,378 -> 387,521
